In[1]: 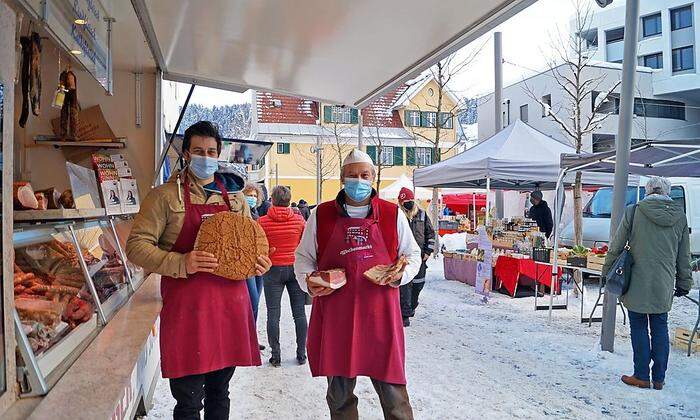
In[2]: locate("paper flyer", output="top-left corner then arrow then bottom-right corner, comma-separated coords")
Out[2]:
475,226 -> 493,298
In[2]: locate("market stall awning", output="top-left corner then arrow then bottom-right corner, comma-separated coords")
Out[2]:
560,140 -> 700,177
443,193 -> 487,214
379,174 -> 433,200
131,0 -> 535,107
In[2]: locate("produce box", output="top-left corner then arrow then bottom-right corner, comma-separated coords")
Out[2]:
587,254 -> 606,271
567,255 -> 588,268
673,327 -> 699,354
532,247 -> 552,263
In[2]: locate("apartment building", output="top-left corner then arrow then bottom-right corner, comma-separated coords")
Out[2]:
252,75 -> 460,203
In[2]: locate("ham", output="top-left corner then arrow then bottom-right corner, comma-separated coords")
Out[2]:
35,192 -> 48,210
308,269 -> 347,289
13,182 -> 39,210
59,189 -> 75,209
363,255 -> 408,286
36,187 -> 61,209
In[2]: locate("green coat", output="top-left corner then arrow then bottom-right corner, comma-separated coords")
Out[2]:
602,198 -> 692,314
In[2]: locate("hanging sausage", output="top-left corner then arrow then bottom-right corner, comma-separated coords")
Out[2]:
59,67 -> 79,139
18,31 -> 41,128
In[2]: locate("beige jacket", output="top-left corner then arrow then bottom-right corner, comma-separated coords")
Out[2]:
125,169 -> 251,278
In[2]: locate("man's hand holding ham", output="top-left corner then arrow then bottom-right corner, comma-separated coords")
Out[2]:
306,273 -> 336,297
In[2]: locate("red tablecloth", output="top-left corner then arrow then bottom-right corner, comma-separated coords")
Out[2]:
494,256 -> 561,297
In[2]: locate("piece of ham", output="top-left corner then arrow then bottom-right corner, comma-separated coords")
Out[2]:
13,182 -> 39,210
36,187 -> 61,209
308,269 -> 347,289
363,255 -> 408,286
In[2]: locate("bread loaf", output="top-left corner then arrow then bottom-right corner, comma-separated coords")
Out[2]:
194,212 -> 269,280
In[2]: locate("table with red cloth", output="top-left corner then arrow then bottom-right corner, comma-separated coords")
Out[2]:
494,255 -> 562,297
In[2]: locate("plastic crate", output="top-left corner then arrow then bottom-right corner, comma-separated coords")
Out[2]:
567,255 -> 588,268
532,248 -> 552,263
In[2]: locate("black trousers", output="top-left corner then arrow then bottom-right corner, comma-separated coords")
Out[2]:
326,376 -> 414,420
169,367 -> 235,420
263,265 -> 308,359
399,281 -> 425,319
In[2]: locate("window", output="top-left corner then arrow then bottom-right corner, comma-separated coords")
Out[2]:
519,104 -> 528,123
592,91 -> 620,114
606,27 -> 625,44
276,143 -> 290,154
642,13 -> 662,37
634,98 -> 686,120
642,52 -> 663,69
323,105 -> 358,124
670,186 -> 686,213
404,110 -> 421,127
415,147 -> 432,166
672,46 -> 694,72
592,134 -> 616,153
671,5 -> 693,31
421,111 -> 437,128
439,112 -> 453,129
578,28 -> 598,49
541,94 -> 551,117
379,146 -> 394,166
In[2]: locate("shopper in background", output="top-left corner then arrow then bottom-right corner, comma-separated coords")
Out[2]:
258,186 -> 308,367
291,201 -> 302,216
602,176 -> 692,391
126,121 -> 271,419
243,182 -> 267,351
297,199 -> 311,220
257,185 -> 272,217
527,190 -> 553,238
397,187 -> 435,327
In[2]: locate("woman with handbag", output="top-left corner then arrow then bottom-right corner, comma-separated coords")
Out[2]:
602,176 -> 693,391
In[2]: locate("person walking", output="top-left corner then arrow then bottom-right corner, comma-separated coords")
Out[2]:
397,188 -> 435,327
126,121 -> 271,419
602,176 -> 692,390
258,186 -> 308,367
295,149 -> 421,420
527,190 -> 554,238
243,183 -> 265,320
297,199 -> 311,220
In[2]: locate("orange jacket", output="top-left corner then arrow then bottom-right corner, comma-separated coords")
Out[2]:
258,206 -> 306,266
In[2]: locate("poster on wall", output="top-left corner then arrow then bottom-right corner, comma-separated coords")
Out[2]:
475,226 -> 492,300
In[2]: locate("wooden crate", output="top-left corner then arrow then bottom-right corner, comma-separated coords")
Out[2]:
673,327 -> 700,353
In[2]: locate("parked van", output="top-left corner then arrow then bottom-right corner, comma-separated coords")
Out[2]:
560,177 -> 700,257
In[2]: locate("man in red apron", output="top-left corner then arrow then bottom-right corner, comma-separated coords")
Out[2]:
126,121 -> 272,420
294,149 -> 422,420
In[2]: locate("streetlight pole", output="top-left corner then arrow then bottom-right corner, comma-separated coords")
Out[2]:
601,0 -> 640,353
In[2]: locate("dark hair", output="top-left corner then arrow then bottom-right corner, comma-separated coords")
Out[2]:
183,121 -> 222,154
271,186 -> 291,207
531,190 -> 543,200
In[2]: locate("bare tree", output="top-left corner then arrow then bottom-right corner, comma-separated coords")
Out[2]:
293,140 -> 336,194
523,0 -> 620,251
326,120 -> 354,176
365,126 -> 387,192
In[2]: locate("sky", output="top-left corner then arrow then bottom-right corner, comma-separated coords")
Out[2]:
179,0 -> 623,107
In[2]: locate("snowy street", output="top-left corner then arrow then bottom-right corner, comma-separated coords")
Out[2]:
146,257 -> 699,419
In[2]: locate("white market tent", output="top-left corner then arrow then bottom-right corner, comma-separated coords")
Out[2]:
413,120 -> 615,190
379,174 -> 433,201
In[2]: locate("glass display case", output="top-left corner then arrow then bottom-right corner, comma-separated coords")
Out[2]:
12,215 -> 140,396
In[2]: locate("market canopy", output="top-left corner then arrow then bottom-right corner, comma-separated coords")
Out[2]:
130,0 -> 535,107
443,193 -> 487,214
560,140 -> 700,177
379,174 -> 433,201
414,120 -> 603,190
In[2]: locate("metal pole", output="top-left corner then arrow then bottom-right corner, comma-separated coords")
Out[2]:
601,0 -> 640,353
549,171 -> 566,321
472,193 -> 477,228
152,84 -> 195,187
486,177 -> 491,225
68,225 -> 107,325
494,32 -> 504,219
358,108 -> 364,148
275,163 -> 279,187
315,136 -> 322,205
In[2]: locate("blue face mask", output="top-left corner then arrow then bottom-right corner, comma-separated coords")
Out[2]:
344,178 -> 373,202
246,196 -> 257,208
189,155 -> 219,179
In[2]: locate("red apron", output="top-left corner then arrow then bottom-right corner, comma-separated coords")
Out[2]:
160,177 -> 261,379
307,203 -> 406,384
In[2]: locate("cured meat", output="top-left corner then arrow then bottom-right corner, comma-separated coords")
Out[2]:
363,255 -> 408,286
308,269 -> 347,289
18,36 -> 31,127
59,69 -> 79,139
29,32 -> 42,117
36,187 -> 61,209
35,192 -> 48,210
15,298 -> 63,328
13,182 -> 39,210
194,212 -> 269,280
62,296 -> 93,328
59,189 -> 75,209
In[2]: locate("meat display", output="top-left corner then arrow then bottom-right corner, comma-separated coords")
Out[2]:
59,189 -> 75,209
194,212 -> 269,280
363,255 -> 408,286
36,187 -> 62,209
62,296 -> 93,328
59,69 -> 79,138
308,269 -> 347,289
13,182 -> 39,210
18,32 -> 41,127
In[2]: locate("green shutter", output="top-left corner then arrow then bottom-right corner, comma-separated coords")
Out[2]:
406,147 -> 415,165
404,110 -> 411,126
284,143 -> 290,154
430,147 -> 436,164
393,146 -> 403,166
420,112 -> 427,127
323,106 -> 332,123
350,108 -> 359,124
366,145 -> 377,164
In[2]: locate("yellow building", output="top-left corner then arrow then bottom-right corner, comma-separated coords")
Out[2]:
252,75 -> 461,204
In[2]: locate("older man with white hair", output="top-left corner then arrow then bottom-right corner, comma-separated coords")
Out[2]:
295,148 -> 421,420
603,176 -> 692,391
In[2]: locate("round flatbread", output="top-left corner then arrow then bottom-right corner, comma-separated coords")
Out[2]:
194,212 -> 269,280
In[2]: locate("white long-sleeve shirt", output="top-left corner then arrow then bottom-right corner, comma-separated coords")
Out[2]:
294,204 -> 422,293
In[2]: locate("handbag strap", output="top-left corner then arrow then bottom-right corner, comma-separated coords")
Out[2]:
626,204 -> 638,245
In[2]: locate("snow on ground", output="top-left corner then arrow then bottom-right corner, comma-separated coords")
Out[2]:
146,255 -> 699,419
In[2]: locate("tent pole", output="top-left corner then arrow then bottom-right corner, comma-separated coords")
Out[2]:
152,84 -> 195,187
486,177 -> 491,225
549,170 -> 566,321
472,193 -> 476,228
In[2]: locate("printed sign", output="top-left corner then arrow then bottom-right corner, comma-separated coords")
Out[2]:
475,226 -> 492,298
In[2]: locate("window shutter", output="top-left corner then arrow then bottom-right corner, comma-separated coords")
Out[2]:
366,145 -> 377,164
430,147 -> 436,164
323,106 -> 332,123
420,112 -> 427,127
393,146 -> 403,166
406,147 -> 415,165
284,143 -> 290,154
404,110 -> 411,126
351,108 -> 359,124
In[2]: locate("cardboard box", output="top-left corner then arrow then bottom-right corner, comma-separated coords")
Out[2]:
51,105 -> 116,141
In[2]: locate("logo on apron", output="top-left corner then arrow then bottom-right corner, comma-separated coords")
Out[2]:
345,226 -> 369,246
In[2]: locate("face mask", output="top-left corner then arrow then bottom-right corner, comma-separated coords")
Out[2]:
402,201 -> 415,211
246,196 -> 257,208
189,155 -> 219,179
344,178 -> 373,202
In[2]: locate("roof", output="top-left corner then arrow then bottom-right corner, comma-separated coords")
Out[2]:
255,123 -> 416,142
391,74 -> 461,111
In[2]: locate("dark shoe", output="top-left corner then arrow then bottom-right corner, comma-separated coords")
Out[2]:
259,344 -> 266,351
621,375 -> 650,389
269,356 -> 281,367
297,355 -> 307,365
653,381 -> 664,390
403,317 -> 410,327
